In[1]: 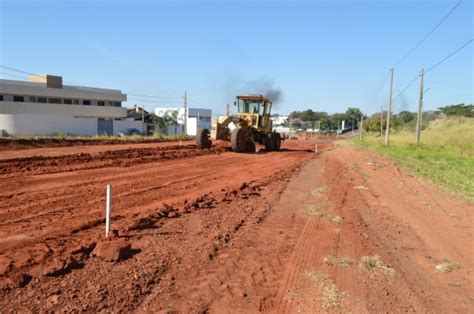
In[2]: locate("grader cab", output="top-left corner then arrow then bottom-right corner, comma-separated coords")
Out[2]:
196,95 -> 281,152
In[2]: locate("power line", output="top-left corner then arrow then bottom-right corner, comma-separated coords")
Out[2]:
392,74 -> 419,102
127,93 -> 183,99
391,38 -> 472,103
0,72 -> 28,80
393,0 -> 464,68
0,64 -> 186,101
426,38 -> 473,73
187,98 -> 203,106
0,65 -> 45,78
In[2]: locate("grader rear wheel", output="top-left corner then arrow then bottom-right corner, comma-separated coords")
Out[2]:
196,128 -> 212,149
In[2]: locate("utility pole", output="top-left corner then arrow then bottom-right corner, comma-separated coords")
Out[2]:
226,104 -> 230,116
385,68 -> 394,146
184,91 -> 188,136
380,106 -> 383,136
415,68 -> 424,144
359,114 -> 364,140
141,105 -> 145,135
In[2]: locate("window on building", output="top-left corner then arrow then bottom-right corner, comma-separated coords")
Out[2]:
97,101 -> 105,106
38,97 -> 47,103
114,102 -> 121,107
13,96 -> 24,102
29,96 -> 36,102
73,99 -> 79,105
0,95 -> 4,101
63,99 -> 73,105
48,98 -> 62,104
83,100 -> 91,105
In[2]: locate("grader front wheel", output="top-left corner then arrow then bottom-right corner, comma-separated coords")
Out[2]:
264,132 -> 281,151
230,128 -> 254,153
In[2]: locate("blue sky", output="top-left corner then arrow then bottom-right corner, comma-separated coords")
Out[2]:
1,0 -> 472,115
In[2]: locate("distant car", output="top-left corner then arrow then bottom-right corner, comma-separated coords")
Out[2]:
118,128 -> 142,137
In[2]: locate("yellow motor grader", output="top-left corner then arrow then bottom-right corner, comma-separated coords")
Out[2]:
196,95 -> 281,152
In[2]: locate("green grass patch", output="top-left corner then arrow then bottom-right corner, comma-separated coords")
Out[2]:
346,117 -> 474,203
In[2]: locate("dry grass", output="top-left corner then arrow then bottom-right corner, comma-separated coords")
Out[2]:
287,288 -> 302,300
394,116 -> 474,156
324,256 -> 352,267
331,215 -> 342,224
311,187 -> 328,200
435,262 -> 462,273
359,255 -> 395,275
322,284 -> 344,308
348,116 -> 474,202
305,270 -> 345,308
306,270 -> 330,284
304,204 -> 327,218
304,205 -> 342,225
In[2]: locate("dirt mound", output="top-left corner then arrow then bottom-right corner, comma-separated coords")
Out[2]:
0,144 -> 224,176
0,138 -> 192,151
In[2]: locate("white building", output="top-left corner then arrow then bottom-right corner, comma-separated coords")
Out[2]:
0,75 -> 128,136
271,115 -> 289,126
154,107 -> 211,136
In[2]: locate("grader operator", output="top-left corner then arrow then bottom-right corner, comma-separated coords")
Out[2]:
196,95 -> 281,152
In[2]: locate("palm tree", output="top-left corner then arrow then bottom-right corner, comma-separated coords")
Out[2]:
164,109 -> 180,134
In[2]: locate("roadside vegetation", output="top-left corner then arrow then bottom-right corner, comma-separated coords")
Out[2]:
346,105 -> 473,203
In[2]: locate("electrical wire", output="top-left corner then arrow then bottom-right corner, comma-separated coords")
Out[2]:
0,72 -> 28,80
127,93 -> 183,99
392,74 -> 419,103
392,0 -> 464,68
187,98 -> 205,107
0,65 -> 45,78
0,65 -> 187,102
389,38 -> 472,104
426,38 -> 473,73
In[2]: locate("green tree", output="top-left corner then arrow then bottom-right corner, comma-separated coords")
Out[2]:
438,104 -> 473,117
149,113 -> 166,130
164,109 -> 180,134
398,111 -> 416,124
151,109 -> 181,134
363,117 -> 383,133
345,107 -> 362,130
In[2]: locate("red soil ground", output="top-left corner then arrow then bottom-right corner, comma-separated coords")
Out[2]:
0,139 -> 471,312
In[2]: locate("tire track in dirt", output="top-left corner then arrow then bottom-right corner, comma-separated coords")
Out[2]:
0,142 -> 317,295
279,152 -> 443,312
2,141 -> 469,312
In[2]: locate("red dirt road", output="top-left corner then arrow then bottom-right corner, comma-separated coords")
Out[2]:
0,140 -> 472,312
